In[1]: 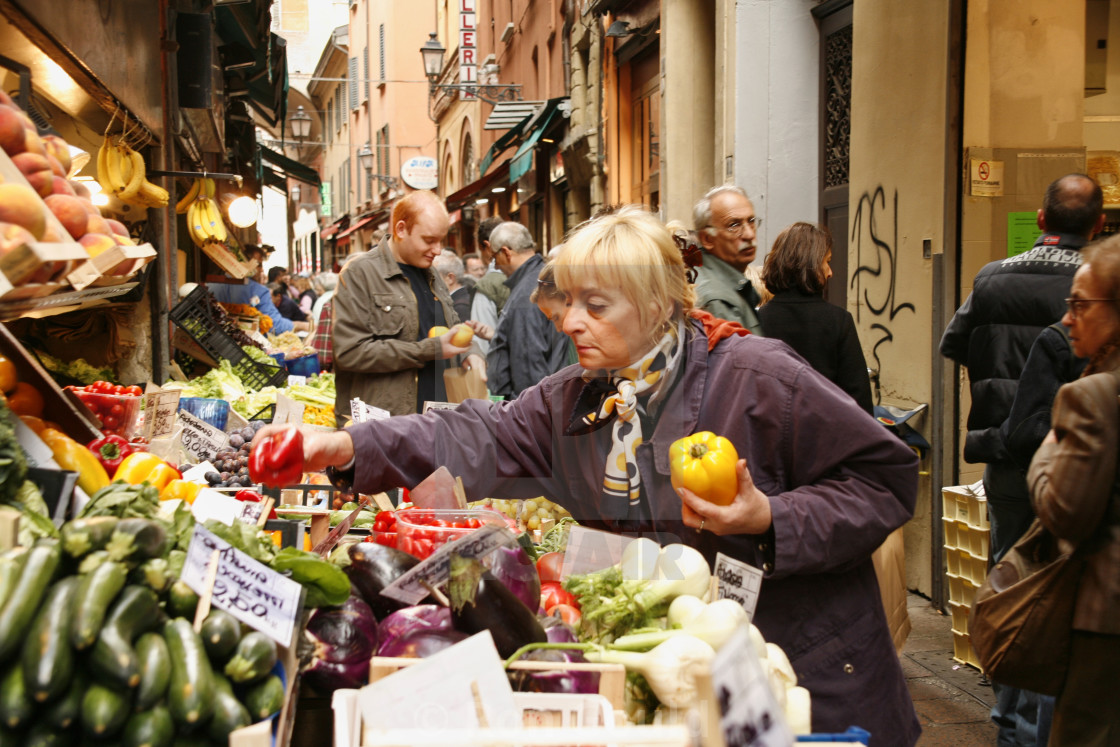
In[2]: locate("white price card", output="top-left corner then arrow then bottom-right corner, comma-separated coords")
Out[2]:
144,384 -> 181,440
560,526 -> 638,578
714,552 -> 763,620
286,374 -> 307,386
380,524 -> 512,605
273,393 -> 305,426
349,398 -> 389,424
182,525 -> 304,646
710,626 -> 793,747
422,401 -> 458,414
179,410 -> 230,462
190,489 -> 244,526
238,500 -> 266,525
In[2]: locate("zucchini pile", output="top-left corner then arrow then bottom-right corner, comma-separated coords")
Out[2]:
0,518 -> 285,745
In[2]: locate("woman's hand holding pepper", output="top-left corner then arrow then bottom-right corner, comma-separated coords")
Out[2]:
677,459 -> 772,536
250,424 -> 355,474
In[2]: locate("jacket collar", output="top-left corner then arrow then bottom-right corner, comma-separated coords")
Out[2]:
701,252 -> 751,288
370,235 -> 436,283
647,320 -> 709,475
1033,232 -> 1089,251
504,252 -> 544,289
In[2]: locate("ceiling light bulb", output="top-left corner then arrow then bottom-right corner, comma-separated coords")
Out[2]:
227,195 -> 259,228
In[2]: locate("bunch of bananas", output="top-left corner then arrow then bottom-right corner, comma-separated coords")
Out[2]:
95,135 -> 170,208
177,177 -> 229,247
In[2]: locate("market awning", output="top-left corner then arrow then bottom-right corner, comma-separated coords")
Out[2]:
258,145 -> 321,188
509,103 -> 562,183
215,3 -> 289,128
337,214 -> 378,239
479,120 -> 529,176
479,98 -> 566,177
445,159 -> 511,210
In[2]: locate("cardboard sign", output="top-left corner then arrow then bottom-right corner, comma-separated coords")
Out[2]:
714,552 -> 763,620
182,525 -> 304,646
380,524 -> 512,605
179,410 -> 230,462
710,626 -> 793,746
190,489 -> 244,526
422,401 -> 458,414
560,526 -> 637,578
350,398 -> 390,424
144,384 -> 181,440
273,393 -> 305,426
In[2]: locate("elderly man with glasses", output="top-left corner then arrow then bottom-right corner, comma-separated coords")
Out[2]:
691,185 -> 765,335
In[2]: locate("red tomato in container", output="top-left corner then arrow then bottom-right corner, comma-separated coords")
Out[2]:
540,581 -> 577,613
536,552 -> 565,583
549,603 -> 581,626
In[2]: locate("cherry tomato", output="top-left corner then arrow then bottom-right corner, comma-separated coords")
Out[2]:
536,552 -> 565,584
109,403 -> 125,417
112,385 -> 125,395
540,581 -> 577,613
549,603 -> 581,626
102,415 -> 120,430
126,385 -> 143,396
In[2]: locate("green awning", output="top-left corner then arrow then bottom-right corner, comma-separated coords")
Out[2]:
215,3 -> 289,128
258,145 -> 321,187
479,118 -> 528,176
509,105 -> 560,183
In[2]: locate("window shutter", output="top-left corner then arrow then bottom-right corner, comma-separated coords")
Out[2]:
379,24 -> 386,82
349,57 -> 358,110
362,47 -> 369,103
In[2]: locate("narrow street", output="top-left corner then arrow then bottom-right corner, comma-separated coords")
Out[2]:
903,593 -> 997,745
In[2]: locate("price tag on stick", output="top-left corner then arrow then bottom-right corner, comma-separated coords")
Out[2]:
144,384 -> 181,440
182,525 -> 305,646
713,552 -> 763,620
179,410 -> 230,463
381,524 -> 512,605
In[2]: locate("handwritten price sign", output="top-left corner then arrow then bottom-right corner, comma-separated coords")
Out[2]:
713,552 -> 763,620
144,386 -> 181,440
179,410 -> 229,462
182,525 -> 304,646
381,524 -> 512,605
350,398 -> 389,424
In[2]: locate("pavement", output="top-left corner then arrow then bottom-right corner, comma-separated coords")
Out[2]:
902,592 -> 998,745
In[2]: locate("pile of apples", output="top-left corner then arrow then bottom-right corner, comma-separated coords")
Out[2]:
0,90 -> 137,285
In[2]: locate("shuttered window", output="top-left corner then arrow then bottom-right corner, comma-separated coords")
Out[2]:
362,47 -> 369,103
349,57 -> 358,110
379,25 -> 386,82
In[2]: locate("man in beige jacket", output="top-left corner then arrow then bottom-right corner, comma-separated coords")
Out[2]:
332,191 -> 486,422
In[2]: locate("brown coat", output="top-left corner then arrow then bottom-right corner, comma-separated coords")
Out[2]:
331,237 -> 477,419
1028,358 -> 1120,634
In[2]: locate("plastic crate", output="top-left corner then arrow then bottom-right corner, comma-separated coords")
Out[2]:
170,286 -> 287,390
942,486 -> 971,522
942,517 -> 959,549
967,493 -> 990,529
948,600 -> 970,635
944,544 -> 961,576
952,629 -> 983,671
947,572 -> 979,607
966,522 -> 991,558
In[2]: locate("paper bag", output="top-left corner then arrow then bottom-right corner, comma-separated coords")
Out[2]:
872,527 -> 911,652
443,366 -> 488,403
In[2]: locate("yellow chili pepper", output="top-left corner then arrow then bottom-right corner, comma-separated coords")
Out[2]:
113,452 -> 180,492
668,431 -> 740,506
160,479 -> 202,504
39,428 -> 110,496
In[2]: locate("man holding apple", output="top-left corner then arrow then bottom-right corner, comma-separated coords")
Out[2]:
486,221 -> 570,399
331,190 -> 487,421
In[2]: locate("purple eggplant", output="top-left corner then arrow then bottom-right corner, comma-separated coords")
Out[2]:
539,615 -> 579,644
448,554 -> 547,659
376,605 -> 453,656
378,628 -> 468,658
490,545 -> 541,611
345,542 -> 429,619
509,648 -> 601,695
301,595 -> 378,693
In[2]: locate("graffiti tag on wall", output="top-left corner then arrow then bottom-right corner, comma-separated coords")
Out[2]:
850,186 -> 916,374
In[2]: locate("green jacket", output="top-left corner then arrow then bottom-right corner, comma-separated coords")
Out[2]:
693,253 -> 764,335
475,269 -> 511,313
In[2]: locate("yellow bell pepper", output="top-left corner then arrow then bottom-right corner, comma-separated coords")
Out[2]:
39,427 -> 110,496
669,431 -> 740,506
160,479 -> 202,504
113,452 -> 180,492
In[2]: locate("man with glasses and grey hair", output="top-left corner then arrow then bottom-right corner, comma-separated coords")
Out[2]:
940,173 -> 1103,747
692,185 -> 764,334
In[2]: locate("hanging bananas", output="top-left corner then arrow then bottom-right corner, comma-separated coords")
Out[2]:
95,134 -> 170,209
183,177 -> 230,248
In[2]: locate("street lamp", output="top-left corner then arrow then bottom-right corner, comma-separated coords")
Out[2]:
291,184 -> 301,203
419,32 -> 522,106
357,142 -> 400,191
288,105 -> 312,156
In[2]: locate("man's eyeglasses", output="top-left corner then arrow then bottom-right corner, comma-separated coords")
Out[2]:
714,217 -> 761,236
1065,297 -> 1115,319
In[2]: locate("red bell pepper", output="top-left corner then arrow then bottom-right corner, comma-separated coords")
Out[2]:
247,426 -> 305,489
87,433 -> 134,474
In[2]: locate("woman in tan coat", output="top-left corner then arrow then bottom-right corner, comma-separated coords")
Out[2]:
1028,235 -> 1120,744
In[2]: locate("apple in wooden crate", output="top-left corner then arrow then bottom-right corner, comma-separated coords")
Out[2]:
0,183 -> 47,239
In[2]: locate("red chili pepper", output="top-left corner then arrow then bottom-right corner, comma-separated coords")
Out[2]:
86,433 -> 134,474
247,426 -> 305,488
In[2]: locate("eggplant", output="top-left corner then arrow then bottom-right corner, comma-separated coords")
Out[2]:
539,615 -> 579,644
378,629 -> 468,658
447,554 -> 547,659
376,605 -> 452,656
490,545 -> 541,611
301,595 -> 379,694
509,648 -> 601,695
344,542 -> 429,619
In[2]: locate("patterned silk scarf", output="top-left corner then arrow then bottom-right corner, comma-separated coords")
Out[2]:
567,327 -> 683,510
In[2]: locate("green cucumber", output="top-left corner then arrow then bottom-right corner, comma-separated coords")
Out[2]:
224,632 -> 278,684
43,670 -> 86,730
22,576 -> 80,703
242,673 -> 285,721
200,609 -> 241,665
106,519 -> 167,565
89,585 -> 161,689
72,560 -> 128,650
121,705 -> 174,747
166,580 -> 199,619
129,557 -> 171,594
0,548 -> 28,612
208,673 -> 251,741
0,540 -> 61,663
24,721 -> 74,747
0,664 -> 33,729
80,682 -> 130,738
134,632 -> 171,712
61,517 -> 119,558
162,618 -> 214,729
77,550 -> 111,575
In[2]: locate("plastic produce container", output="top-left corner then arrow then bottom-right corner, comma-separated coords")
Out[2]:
395,508 -> 508,560
178,396 -> 231,430
285,353 -> 320,377
73,390 -> 141,439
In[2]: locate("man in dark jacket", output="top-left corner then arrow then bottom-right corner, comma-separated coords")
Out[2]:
939,172 -> 1103,746
486,222 -> 569,398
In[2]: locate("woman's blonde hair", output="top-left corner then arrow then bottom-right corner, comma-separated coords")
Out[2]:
553,205 -> 694,338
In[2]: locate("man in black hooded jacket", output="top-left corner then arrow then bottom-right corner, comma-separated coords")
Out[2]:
940,172 -> 1103,746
